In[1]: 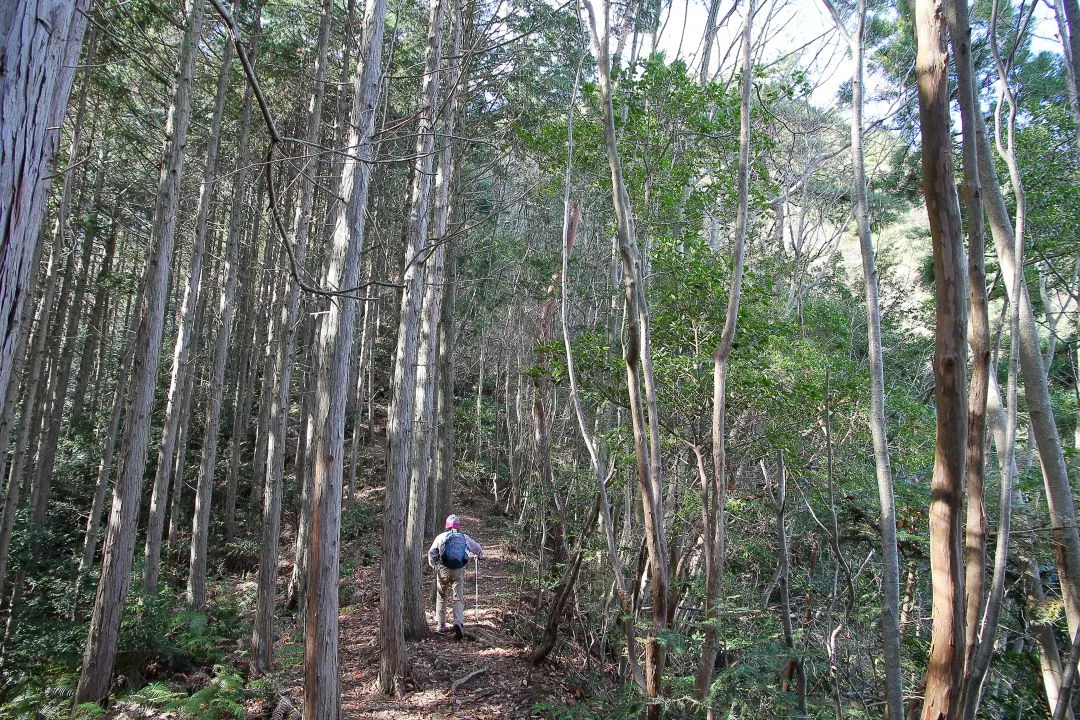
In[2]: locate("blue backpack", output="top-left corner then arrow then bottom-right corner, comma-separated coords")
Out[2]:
441,531 -> 469,569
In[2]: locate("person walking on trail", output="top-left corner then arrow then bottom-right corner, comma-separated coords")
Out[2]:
428,514 -> 483,640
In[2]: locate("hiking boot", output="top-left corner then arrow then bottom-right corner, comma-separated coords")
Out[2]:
453,623 -> 464,641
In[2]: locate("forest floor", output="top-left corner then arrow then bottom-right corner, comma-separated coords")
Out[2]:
275,488 -> 594,720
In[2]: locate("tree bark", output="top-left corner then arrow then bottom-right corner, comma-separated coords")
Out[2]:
305,0 -> 387,709
0,241 -> 41,601
187,0 -> 261,611
70,201 -> 119,428
816,0 -> 906,713
583,0 -> 670,711
973,56 -> 1080,650
251,0 -> 334,674
76,0 -> 207,702
405,1 -> 459,639
915,0 -> 969,714
696,3 -> 751,708
0,0 -> 92,414
946,0 -> 1003,714
142,34 -> 233,592
389,0 -> 445,657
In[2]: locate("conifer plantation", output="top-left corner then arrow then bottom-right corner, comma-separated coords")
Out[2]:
5,0 -> 1080,716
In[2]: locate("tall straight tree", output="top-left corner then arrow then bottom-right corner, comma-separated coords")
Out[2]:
943,0 -> 1001,715
388,0 -> 446,662
0,47 -> 94,598
142,30 -> 234,593
187,0 -> 261,613
305,0 -> 388,710
914,0 -> 969,715
971,22 -> 1080,648
252,0 -> 334,674
817,0 -> 904,715
76,0 -> 207,702
404,0 -> 459,639
696,0 -> 752,708
0,0 -> 91,412
584,0 -> 670,713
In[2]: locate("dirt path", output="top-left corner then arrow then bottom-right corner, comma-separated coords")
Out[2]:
285,490 -> 585,719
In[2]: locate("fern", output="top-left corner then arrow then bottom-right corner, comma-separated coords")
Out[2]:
72,702 -> 106,720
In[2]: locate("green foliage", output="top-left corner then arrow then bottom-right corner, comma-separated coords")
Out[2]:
340,497 -> 380,547
117,665 -> 248,720
533,681 -> 642,720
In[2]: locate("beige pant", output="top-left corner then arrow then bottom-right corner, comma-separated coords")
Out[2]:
435,565 -> 465,628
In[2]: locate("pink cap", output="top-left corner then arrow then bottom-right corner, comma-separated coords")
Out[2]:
445,514 -> 461,529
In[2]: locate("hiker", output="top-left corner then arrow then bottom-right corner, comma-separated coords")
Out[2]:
427,514 -> 483,639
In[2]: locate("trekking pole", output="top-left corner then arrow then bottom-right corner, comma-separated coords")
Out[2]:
474,555 -> 480,621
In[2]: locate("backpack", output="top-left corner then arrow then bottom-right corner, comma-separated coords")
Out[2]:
440,530 -> 469,569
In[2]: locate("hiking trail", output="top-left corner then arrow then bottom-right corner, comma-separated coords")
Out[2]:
279,489 -> 592,719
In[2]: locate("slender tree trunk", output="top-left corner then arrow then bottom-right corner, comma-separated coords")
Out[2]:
251,0 -> 334,674
0,242 -> 40,600
143,36 -> 232,593
188,0 -> 261,612
1027,554 -> 1070,717
288,316 -> 316,615
0,0 -> 92,411
583,0 -> 670,711
915,0 -> 969,713
79,336 -> 132,576
76,0 -> 207,702
405,5 -> 459,638
250,236 -> 281,518
388,0 -> 445,658
31,161 -> 103,525
696,3 -> 751,708
305,0 -> 387,709
817,1 -> 906,713
946,0 -> 1001,714
435,249 -> 456,527
70,207 -> 119,429
1058,0 -> 1080,147
974,61 -> 1080,649
169,308 -> 205,546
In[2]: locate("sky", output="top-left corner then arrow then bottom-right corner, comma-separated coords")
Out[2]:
645,0 -> 1068,118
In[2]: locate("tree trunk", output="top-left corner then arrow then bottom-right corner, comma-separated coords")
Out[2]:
188,0 -> 261,612
30,158 -> 103,526
169,308 -> 205,546
79,334 -> 132,576
583,0 -> 670,712
1058,0 -> 1080,150
0,241 -> 41,600
405,2 -> 459,639
1027,555 -> 1070,718
389,0 -> 445,657
76,0 -> 207,702
0,0 -> 92,412
435,248 -> 456,527
974,64 -> 1080,649
763,453 -> 807,716
70,203 -> 119,428
915,0 -> 969,714
143,34 -> 232,593
251,0 -> 334,674
946,0 -> 1004,713
696,2 -> 751,707
818,0 -> 906,713
305,0 -> 387,709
